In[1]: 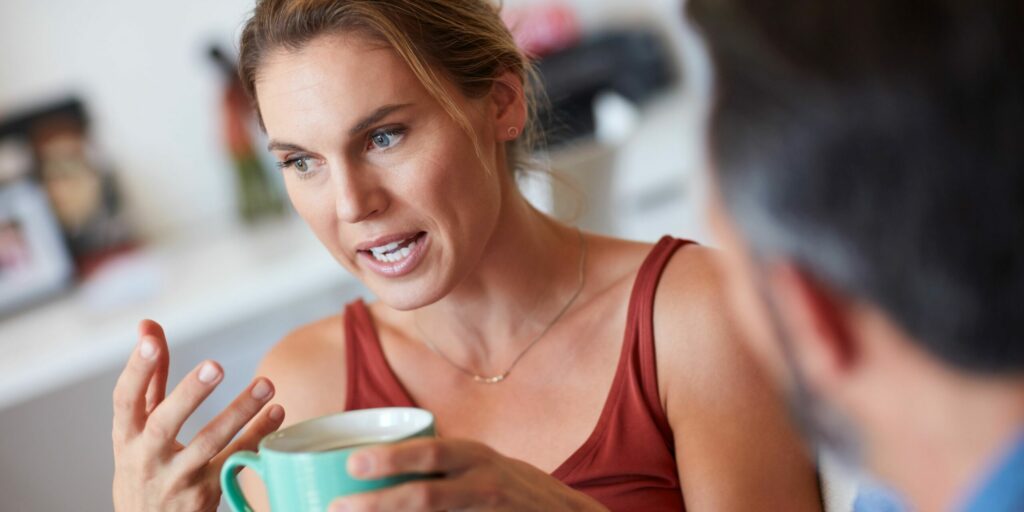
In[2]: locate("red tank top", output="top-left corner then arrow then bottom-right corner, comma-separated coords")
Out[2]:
343,236 -> 691,511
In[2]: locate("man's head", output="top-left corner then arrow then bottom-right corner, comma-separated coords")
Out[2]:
688,0 -> 1024,474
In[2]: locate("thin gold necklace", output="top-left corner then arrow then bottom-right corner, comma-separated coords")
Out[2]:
414,228 -> 587,384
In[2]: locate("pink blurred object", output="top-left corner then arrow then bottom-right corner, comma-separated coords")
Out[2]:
503,3 -> 581,58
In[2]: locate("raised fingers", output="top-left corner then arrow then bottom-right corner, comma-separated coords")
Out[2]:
175,377 -> 278,471
141,360 -> 224,451
138,319 -> 170,414
211,402 -> 286,470
112,333 -> 163,443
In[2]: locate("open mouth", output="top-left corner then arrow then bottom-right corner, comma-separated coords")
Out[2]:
357,231 -> 429,277
365,232 -> 425,263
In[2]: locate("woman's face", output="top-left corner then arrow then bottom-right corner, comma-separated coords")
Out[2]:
256,34 -> 509,310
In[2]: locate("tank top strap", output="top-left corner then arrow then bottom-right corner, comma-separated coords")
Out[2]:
343,300 -> 417,410
550,236 -> 693,509
626,235 -> 694,446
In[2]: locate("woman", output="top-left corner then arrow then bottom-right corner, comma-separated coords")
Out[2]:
111,1 -> 822,510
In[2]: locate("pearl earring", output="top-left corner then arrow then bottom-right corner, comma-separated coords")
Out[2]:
507,127 -> 519,138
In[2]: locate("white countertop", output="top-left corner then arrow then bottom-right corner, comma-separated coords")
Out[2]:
0,217 -> 354,411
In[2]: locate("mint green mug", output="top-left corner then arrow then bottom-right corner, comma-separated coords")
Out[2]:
221,407 -> 435,512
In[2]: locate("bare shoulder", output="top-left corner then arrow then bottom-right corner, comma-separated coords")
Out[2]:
653,245 -> 822,510
652,244 -> 754,406
588,236 -> 742,392
586,237 -> 737,396
256,313 -> 348,427
652,243 -> 788,432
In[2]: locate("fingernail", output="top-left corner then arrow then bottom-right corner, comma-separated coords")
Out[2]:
251,379 -> 272,400
197,362 -> 220,383
268,405 -> 284,421
349,452 -> 374,477
138,337 -> 157,360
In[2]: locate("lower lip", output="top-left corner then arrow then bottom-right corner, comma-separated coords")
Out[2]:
358,233 -> 429,278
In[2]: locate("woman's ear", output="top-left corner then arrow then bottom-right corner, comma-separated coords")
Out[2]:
490,71 -> 528,142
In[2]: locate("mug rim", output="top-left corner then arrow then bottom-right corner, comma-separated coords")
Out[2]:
258,407 -> 434,455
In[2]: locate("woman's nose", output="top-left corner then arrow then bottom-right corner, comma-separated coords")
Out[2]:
333,171 -> 388,223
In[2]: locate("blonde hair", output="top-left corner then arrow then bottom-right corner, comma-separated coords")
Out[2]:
238,0 -> 544,175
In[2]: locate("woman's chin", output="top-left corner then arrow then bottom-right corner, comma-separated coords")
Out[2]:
370,282 -> 447,311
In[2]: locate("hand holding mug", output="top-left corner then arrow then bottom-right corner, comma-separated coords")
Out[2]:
329,438 -> 608,512
112,319 -> 286,512
221,407 -> 436,512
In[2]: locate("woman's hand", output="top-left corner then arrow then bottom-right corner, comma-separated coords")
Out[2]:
112,319 -> 286,511
328,438 -> 608,512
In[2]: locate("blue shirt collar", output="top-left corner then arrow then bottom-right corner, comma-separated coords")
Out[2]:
962,430 -> 1024,512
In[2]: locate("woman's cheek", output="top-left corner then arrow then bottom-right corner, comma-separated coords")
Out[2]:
286,184 -> 343,251
284,183 -> 318,223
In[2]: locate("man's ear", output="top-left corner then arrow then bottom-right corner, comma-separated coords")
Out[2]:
490,71 -> 527,141
769,263 -> 860,386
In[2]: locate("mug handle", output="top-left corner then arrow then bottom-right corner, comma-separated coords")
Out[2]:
221,450 -> 263,512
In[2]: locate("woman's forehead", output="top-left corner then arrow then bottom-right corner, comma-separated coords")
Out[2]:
258,34 -> 412,98
255,35 -> 430,133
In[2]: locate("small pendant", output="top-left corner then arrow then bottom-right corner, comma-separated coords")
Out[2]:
473,373 -> 508,384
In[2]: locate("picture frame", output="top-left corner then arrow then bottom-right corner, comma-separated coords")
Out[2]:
0,96 -> 135,280
0,180 -> 74,315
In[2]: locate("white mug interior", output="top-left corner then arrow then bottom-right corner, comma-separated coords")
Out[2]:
262,407 -> 434,453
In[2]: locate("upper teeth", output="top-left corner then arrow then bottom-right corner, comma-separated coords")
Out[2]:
368,237 -> 418,263
370,241 -> 401,255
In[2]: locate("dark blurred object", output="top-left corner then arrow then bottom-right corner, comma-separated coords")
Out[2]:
0,97 -> 136,279
534,30 -> 675,147
208,45 -> 285,224
503,2 -> 581,58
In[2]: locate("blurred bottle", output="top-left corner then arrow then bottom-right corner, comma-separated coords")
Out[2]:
209,45 -> 286,225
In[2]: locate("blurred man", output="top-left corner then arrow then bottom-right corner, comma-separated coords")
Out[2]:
687,1 -> 1024,511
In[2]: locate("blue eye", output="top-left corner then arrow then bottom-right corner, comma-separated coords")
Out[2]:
368,128 -> 406,151
276,156 -> 317,179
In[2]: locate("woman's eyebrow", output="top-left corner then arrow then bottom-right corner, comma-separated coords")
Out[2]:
348,103 -> 411,136
266,103 -> 412,152
266,140 -> 308,153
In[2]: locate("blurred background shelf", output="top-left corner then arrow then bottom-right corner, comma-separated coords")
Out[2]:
0,217 -> 356,411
